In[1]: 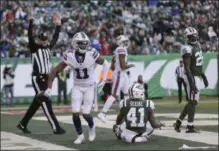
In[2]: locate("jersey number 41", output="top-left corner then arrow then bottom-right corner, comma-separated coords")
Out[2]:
127,107 -> 145,127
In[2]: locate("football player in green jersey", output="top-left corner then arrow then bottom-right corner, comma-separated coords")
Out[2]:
113,83 -> 164,143
174,27 -> 209,133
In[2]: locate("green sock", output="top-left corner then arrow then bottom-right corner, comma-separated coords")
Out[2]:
179,103 -> 188,121
187,102 -> 196,123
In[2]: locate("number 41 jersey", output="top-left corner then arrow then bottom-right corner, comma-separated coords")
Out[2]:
62,48 -> 100,86
120,98 -> 153,134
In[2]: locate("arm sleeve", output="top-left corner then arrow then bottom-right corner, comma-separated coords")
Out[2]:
117,48 -> 127,55
28,19 -> 37,53
181,45 -> 192,56
92,49 -> 100,61
62,51 -> 72,66
49,25 -> 61,49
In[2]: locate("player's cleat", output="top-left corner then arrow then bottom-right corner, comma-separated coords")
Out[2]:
113,124 -> 121,140
53,127 -> 66,134
17,123 -> 31,134
97,112 -> 107,123
173,119 -> 182,133
186,125 -> 200,133
74,134 -> 85,144
88,126 -> 96,142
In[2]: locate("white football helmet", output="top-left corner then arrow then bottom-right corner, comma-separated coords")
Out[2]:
128,83 -> 145,100
184,27 -> 198,44
116,35 -> 130,49
72,32 -> 90,54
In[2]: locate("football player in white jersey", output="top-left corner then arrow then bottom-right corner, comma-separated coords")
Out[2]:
97,35 -> 135,122
42,32 -> 109,144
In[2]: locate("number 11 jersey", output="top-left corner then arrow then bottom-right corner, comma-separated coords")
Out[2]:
62,48 -> 100,87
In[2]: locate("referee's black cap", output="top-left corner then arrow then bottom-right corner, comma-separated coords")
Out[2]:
39,32 -> 48,41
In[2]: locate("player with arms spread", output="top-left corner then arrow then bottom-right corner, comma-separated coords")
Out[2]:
174,27 -> 208,133
41,32 -> 109,144
97,35 -> 135,122
112,83 -> 164,143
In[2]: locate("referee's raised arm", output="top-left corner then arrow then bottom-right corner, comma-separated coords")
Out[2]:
28,9 -> 37,53
49,12 -> 62,49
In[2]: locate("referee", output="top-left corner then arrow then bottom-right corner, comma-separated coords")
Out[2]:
175,60 -> 187,103
17,10 -> 65,134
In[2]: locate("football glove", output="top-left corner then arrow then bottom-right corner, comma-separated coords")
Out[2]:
97,81 -> 106,94
157,121 -> 165,130
44,88 -> 52,98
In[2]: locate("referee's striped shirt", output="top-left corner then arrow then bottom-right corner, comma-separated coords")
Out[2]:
31,48 -> 51,74
28,19 -> 60,75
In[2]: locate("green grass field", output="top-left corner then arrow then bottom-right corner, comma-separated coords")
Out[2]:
1,96 -> 218,150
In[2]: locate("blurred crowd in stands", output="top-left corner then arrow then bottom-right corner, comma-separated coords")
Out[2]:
1,0 -> 218,58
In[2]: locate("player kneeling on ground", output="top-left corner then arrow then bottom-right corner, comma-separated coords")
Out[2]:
113,83 -> 164,143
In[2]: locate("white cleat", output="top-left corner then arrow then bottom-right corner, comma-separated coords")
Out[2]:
97,112 -> 107,123
88,126 -> 96,142
74,134 -> 85,144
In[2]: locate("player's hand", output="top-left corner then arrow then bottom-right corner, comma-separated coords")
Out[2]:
158,121 -> 165,130
97,81 -> 106,94
43,88 -> 52,98
53,12 -> 62,25
201,74 -> 209,88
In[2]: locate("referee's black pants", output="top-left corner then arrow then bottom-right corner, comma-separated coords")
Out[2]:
177,77 -> 187,102
20,74 -> 61,131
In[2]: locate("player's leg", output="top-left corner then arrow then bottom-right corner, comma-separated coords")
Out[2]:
174,75 -> 190,132
121,74 -> 129,100
63,82 -> 68,104
72,86 -> 85,144
82,85 -> 96,142
98,71 -> 122,122
178,78 -> 183,103
146,122 -> 154,138
17,75 -> 42,133
120,128 -> 148,143
92,83 -> 98,111
186,77 -> 200,133
4,86 -> 9,105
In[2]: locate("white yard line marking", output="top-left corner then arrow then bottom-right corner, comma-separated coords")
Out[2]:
1,100 -> 217,110
33,114 -> 218,145
1,131 -> 76,150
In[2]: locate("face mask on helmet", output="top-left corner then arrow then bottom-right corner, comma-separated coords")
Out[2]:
77,41 -> 88,50
122,40 -> 130,48
73,40 -> 89,54
187,34 -> 198,44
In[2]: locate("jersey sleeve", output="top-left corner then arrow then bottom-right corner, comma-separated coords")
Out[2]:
90,48 -> 100,61
62,51 -> 72,66
117,48 -> 127,55
181,45 -> 192,56
146,100 -> 155,110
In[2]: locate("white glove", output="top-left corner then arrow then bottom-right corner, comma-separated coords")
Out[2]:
44,88 -> 51,97
97,81 -> 106,94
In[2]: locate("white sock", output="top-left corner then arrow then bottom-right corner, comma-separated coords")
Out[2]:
101,95 -> 115,113
187,122 -> 194,126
